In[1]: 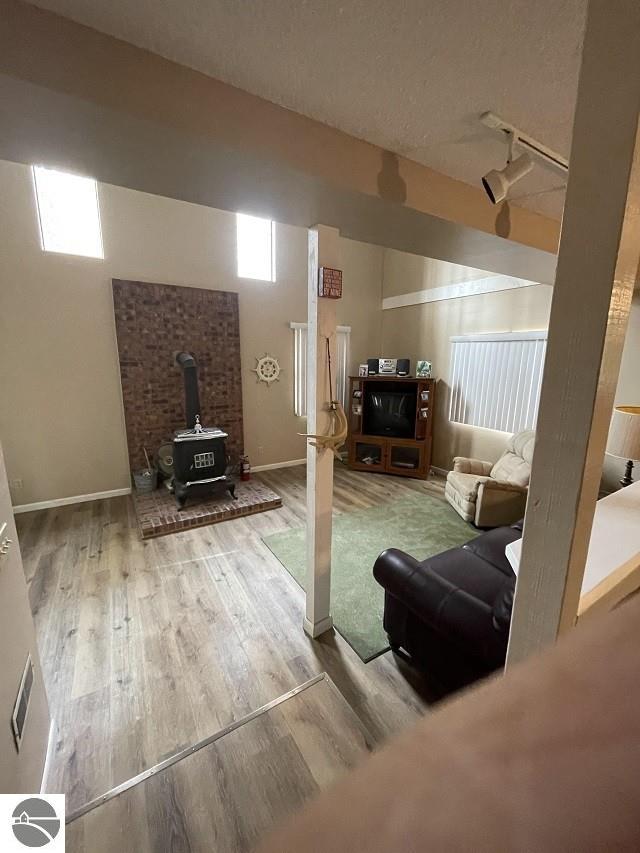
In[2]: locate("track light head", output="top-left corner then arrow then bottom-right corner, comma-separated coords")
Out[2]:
481,152 -> 534,204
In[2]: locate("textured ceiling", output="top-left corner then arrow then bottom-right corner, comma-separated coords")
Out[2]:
30,0 -> 587,219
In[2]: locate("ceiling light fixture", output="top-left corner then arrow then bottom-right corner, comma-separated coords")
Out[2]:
482,148 -> 533,205
480,111 -> 569,205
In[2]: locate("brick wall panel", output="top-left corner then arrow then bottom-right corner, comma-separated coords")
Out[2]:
112,279 -> 243,470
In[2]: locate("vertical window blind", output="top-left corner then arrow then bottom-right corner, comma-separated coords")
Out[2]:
291,322 -> 308,417
448,331 -> 547,433
290,323 -> 351,417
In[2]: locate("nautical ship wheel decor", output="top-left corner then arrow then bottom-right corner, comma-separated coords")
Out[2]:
253,353 -> 281,385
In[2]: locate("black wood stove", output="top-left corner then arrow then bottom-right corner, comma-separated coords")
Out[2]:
171,351 -> 236,509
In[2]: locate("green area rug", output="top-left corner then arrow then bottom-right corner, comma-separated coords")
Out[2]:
262,492 -> 474,662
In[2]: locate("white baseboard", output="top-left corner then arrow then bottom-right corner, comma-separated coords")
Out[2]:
13,459 -> 310,512
40,717 -> 56,794
13,487 -> 131,514
252,458 -> 306,473
13,459 -> 440,512
303,615 -> 334,638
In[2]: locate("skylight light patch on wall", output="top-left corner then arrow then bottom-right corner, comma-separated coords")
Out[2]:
236,213 -> 276,281
32,165 -> 104,259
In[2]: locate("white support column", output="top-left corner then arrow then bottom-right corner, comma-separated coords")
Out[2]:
507,0 -> 640,665
304,225 -> 341,638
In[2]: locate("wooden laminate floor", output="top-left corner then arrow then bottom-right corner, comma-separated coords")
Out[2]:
17,463 -> 444,812
66,674 -> 374,853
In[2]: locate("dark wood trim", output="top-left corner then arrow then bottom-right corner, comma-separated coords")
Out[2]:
347,376 -> 435,480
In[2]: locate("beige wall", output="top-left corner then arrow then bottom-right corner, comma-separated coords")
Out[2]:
0,159 -> 382,506
381,250 -> 554,468
381,250 -> 640,478
382,250 -> 502,298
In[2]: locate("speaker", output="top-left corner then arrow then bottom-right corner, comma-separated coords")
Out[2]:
367,358 -> 379,375
397,358 -> 411,376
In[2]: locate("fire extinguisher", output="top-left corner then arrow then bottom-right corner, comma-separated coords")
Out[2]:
240,455 -> 251,481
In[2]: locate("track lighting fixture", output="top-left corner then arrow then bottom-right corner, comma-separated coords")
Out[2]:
482,152 -> 533,205
480,111 -> 569,205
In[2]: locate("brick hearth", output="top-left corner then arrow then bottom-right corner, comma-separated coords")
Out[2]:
132,479 -> 282,539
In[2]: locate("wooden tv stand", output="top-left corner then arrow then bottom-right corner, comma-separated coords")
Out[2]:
347,375 -> 435,480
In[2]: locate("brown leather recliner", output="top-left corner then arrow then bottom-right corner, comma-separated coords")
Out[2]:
373,521 -> 522,694
445,430 -> 535,527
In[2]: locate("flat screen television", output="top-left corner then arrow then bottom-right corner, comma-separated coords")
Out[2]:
363,385 -> 417,438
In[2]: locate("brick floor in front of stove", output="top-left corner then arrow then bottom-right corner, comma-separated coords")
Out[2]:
132,479 -> 282,538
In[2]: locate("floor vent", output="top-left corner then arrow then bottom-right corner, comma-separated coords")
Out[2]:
12,654 -> 34,751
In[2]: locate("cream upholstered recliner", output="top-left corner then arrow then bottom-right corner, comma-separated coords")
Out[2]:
445,430 -> 535,528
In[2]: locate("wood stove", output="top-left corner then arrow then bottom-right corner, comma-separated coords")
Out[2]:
171,352 -> 236,509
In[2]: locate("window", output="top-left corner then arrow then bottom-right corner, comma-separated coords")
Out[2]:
32,165 -> 103,258
236,213 -> 276,281
449,331 -> 547,433
291,323 -> 308,417
290,323 -> 351,417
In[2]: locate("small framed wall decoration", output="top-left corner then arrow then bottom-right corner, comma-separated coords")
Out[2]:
318,266 -> 343,299
358,364 -> 368,377
416,360 -> 432,378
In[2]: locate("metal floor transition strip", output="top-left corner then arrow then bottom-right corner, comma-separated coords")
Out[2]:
65,672 -> 328,825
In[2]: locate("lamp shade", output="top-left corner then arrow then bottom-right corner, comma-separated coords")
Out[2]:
607,406 -> 640,460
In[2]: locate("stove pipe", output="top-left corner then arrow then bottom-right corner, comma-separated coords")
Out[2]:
175,351 -> 201,429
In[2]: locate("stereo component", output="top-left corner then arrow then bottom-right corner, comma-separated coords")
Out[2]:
379,358 -> 397,374
366,358 -> 411,376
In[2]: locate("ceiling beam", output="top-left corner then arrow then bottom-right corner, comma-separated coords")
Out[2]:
0,71 -> 556,284
0,0 -> 559,259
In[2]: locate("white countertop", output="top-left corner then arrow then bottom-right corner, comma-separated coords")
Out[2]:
505,480 -> 640,596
